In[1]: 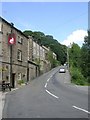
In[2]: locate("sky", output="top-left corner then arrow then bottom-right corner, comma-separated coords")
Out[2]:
0,2 -> 89,47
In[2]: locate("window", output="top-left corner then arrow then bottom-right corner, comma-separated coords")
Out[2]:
0,23 -> 3,33
17,49 -> 22,61
18,36 -> 23,44
20,38 -> 23,44
0,22 -> 1,32
45,53 -> 48,60
18,73 -> 22,80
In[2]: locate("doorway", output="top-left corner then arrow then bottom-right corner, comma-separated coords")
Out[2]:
12,73 -> 15,88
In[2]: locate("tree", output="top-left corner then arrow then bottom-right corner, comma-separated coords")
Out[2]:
47,50 -> 60,68
23,30 -> 67,64
23,30 -> 33,36
69,43 -> 86,85
81,30 -> 90,83
69,43 -> 81,68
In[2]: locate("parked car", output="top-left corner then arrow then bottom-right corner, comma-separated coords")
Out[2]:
59,68 -> 66,73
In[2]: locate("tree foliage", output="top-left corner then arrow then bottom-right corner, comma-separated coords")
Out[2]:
81,30 -> 90,83
47,50 -> 60,68
23,30 -> 67,65
69,43 -> 81,68
23,29 -> 90,84
69,43 -> 86,85
69,30 -> 90,85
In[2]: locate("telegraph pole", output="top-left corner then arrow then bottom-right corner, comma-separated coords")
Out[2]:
67,46 -> 69,70
39,38 -> 42,75
67,44 -> 72,70
10,22 -> 14,87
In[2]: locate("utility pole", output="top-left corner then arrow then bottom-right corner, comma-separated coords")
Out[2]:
39,41 -> 40,75
67,46 -> 69,70
10,22 -> 14,87
67,43 -> 72,70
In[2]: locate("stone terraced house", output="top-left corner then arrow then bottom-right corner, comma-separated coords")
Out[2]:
0,17 -> 39,88
0,17 -> 57,88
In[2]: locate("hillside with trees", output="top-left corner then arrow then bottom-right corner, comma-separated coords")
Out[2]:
81,30 -> 90,84
23,30 -> 90,85
69,30 -> 90,85
23,30 -> 67,65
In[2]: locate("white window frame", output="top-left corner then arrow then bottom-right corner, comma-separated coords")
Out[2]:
17,49 -> 22,61
0,22 -> 1,32
18,36 -> 23,44
18,73 -> 22,80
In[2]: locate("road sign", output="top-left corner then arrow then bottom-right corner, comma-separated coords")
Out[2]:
8,33 -> 16,45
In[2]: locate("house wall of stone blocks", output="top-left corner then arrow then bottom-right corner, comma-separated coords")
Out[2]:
0,17 -> 39,88
0,29 -> 2,82
0,18 -> 28,87
32,41 -> 51,74
28,63 -> 38,81
0,17 -> 56,88
28,36 -> 33,61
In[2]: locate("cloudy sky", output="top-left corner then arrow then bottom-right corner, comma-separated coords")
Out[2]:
1,2 -> 88,47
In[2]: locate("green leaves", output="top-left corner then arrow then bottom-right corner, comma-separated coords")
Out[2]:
81,30 -> 90,83
69,43 -> 81,68
69,30 -> 90,85
23,30 -> 67,65
70,67 -> 85,85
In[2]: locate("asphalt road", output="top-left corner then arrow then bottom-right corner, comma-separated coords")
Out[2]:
2,66 -> 89,118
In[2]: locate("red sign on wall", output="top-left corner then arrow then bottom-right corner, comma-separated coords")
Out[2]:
8,33 -> 16,45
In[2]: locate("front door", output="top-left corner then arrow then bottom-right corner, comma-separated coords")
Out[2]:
27,68 -> 29,82
12,73 -> 15,88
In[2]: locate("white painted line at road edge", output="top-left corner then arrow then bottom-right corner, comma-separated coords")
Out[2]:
46,89 -> 59,99
73,106 -> 90,114
45,83 -> 47,88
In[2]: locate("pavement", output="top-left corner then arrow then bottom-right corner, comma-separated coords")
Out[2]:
0,84 -> 26,120
0,91 -> 6,120
0,91 -> 3,120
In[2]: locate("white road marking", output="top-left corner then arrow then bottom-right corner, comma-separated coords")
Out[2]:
64,82 -> 68,84
47,78 -> 50,82
73,106 -> 90,114
45,83 -> 47,88
46,89 -> 59,99
50,75 -> 53,78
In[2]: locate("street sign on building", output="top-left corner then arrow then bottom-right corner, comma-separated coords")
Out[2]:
8,33 -> 16,45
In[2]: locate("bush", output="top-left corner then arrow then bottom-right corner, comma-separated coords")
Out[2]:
18,80 -> 24,85
70,67 -> 85,85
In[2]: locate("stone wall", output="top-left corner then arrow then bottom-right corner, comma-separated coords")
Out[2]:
1,19 -> 38,88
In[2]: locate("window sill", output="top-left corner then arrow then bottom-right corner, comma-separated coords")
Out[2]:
18,59 -> 22,62
18,41 -> 23,44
